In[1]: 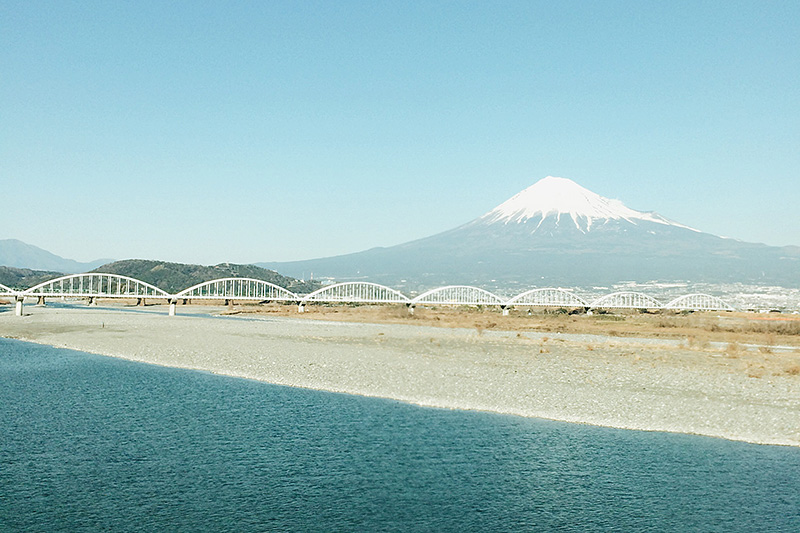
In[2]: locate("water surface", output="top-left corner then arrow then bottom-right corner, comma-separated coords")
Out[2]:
1,338 -> 798,531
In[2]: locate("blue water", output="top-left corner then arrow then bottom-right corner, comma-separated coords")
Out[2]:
1,338 -> 799,532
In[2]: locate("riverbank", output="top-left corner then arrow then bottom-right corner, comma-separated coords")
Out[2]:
1,305 -> 799,446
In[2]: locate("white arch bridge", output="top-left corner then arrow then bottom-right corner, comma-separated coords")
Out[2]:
2,273 -> 739,317
176,278 -> 299,303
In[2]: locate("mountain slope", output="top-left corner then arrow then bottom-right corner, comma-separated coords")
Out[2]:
0,239 -> 111,273
0,266 -> 64,291
258,177 -> 800,288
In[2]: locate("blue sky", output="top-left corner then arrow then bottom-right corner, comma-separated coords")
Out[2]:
2,1 -> 798,264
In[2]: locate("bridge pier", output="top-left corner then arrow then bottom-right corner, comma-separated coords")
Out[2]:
169,299 -> 177,317
88,297 -> 97,306
15,296 -> 24,316
137,298 -> 145,306
501,305 -> 509,316
298,302 -> 305,313
407,304 -> 415,315
37,296 -> 46,306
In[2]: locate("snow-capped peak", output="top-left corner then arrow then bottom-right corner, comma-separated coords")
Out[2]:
480,176 -> 697,232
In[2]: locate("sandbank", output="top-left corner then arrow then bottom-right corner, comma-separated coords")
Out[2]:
1,304 -> 799,447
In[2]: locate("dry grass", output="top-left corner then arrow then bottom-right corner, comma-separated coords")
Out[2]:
686,334 -> 711,350
725,342 -> 741,358
229,303 -> 800,350
710,319 -> 800,336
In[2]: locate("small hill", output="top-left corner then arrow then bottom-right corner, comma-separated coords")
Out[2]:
92,260 -> 320,294
0,266 -> 64,291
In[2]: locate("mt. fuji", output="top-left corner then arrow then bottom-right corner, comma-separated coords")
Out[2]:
259,177 -> 800,289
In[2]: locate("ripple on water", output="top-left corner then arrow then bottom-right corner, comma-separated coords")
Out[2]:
1,338 -> 799,532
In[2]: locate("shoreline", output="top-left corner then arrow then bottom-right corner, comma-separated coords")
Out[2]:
2,305 -> 799,447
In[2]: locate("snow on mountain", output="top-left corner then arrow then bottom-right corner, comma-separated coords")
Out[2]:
479,176 -> 698,233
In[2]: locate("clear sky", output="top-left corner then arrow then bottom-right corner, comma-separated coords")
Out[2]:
2,1 -> 798,265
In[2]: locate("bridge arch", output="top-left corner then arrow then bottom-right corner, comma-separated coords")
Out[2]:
301,282 -> 410,304
505,288 -> 588,308
411,286 -> 504,306
0,282 -> 16,296
23,273 -> 171,299
590,291 -> 663,310
175,278 -> 298,301
665,293 -> 735,311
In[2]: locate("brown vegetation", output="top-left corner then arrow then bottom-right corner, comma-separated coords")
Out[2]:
229,302 -> 800,348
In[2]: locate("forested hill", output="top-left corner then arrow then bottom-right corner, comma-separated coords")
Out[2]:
0,266 -> 64,291
91,260 -> 321,294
